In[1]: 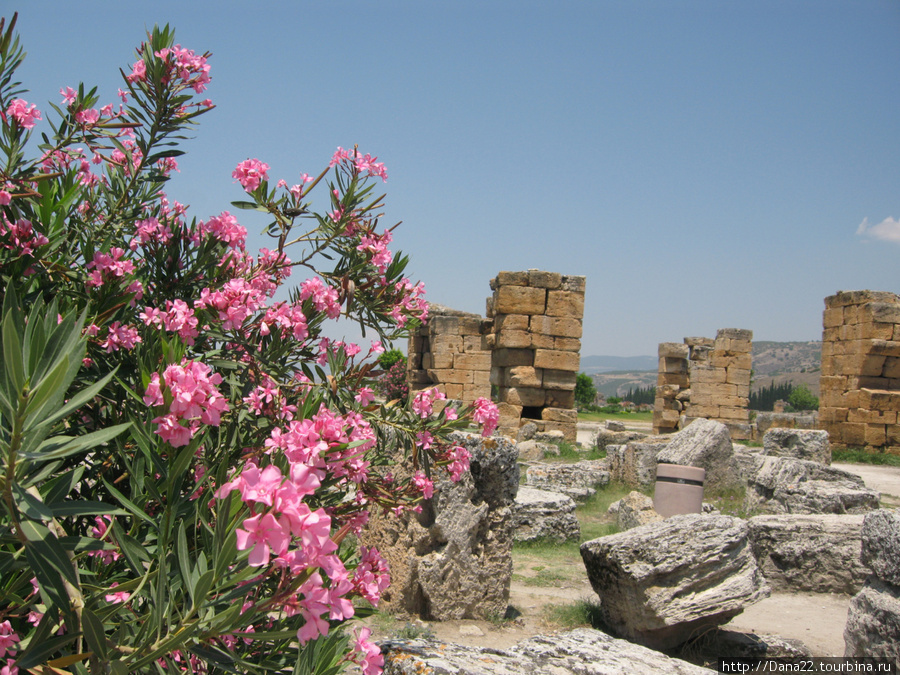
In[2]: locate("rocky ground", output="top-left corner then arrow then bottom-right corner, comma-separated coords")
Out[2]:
364,420 -> 900,663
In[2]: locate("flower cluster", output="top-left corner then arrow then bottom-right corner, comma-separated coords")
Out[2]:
143,359 -> 229,447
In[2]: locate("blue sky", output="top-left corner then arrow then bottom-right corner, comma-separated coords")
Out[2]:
10,1 -> 900,356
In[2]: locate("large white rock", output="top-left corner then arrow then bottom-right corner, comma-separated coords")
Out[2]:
608,490 -> 662,531
860,508 -> 900,586
656,418 -> 743,494
763,428 -> 831,465
745,456 -> 879,515
526,459 -> 609,502
381,628 -> 714,674
512,486 -> 580,542
580,514 -> 770,650
361,432 -> 519,620
748,514 -> 869,593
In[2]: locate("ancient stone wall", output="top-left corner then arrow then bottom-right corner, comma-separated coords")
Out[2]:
652,329 -> 753,440
407,304 -> 493,406
820,290 -> 900,453
486,270 -> 586,442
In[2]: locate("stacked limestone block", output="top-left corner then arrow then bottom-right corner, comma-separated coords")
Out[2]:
821,290 -> 900,453
486,270 -> 585,442
687,329 -> 753,441
652,342 -> 690,434
652,329 -> 753,441
407,304 -> 493,407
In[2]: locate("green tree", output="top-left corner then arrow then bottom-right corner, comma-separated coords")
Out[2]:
788,384 -> 819,411
574,372 -> 597,408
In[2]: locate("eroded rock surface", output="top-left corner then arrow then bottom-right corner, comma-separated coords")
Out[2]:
608,490 -> 662,531
362,432 -> 518,620
580,514 -> 770,650
381,628 -> 714,674
512,486 -> 580,542
526,459 -> 609,502
656,418 -> 743,493
748,514 -> 869,593
763,428 -> 831,465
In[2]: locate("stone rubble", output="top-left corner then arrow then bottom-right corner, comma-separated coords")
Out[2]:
580,514 -> 770,650
380,628 -> 714,675
512,486 -> 581,542
762,427 -> 831,465
525,459 -> 610,502
844,509 -> 900,667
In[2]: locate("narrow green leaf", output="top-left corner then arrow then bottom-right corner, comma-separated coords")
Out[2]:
12,484 -> 53,521
177,522 -> 191,590
47,501 -> 127,518
14,633 -> 79,669
102,479 -> 155,525
2,309 -> 25,392
81,607 -> 107,660
191,569 -> 214,610
26,422 -> 132,461
20,519 -> 79,587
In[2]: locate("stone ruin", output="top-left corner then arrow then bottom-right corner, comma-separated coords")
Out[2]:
652,328 -> 753,440
407,304 -> 492,407
820,290 -> 900,453
487,270 -> 586,442
407,270 -> 586,442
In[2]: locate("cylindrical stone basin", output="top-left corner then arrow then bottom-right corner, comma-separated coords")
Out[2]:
653,464 -> 705,517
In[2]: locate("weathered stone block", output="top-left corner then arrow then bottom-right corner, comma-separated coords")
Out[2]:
542,369 -> 577,390
659,342 -> 690,359
493,313 -> 530,332
545,290 -> 584,318
527,269 -> 562,289
530,315 -> 583,338
495,329 -> 532,349
748,514 -> 869,593
763,428 -> 831,464
494,285 -> 546,315
656,418 -> 743,494
505,365 -> 542,388
545,389 -> 575,409
580,515 -> 770,650
534,349 -> 580,372
501,386 -> 545,407
542,407 -> 577,423
493,348 -> 533,367
512,487 -> 580,542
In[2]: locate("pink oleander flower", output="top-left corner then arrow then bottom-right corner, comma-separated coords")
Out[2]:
350,627 -> 384,675
100,322 -> 142,353
236,512 -> 289,566
60,87 -> 77,106
105,582 -> 130,603
447,445 -> 471,482
0,191 -> 9,205
6,99 -> 41,129
354,387 -> 375,406
75,108 -> 100,126
412,471 -> 434,499
412,387 -> 446,418
0,621 -> 20,659
472,397 -> 500,437
232,158 -> 269,192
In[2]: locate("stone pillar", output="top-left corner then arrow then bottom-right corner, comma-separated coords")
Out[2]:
821,290 -> 900,453
687,329 -> 753,441
653,329 -> 752,440
652,342 -> 689,434
487,270 -> 585,442
407,304 -> 492,407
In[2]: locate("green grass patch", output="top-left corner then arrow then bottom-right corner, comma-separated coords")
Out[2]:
542,440 -> 607,462
542,598 -> 605,630
833,448 -> 900,467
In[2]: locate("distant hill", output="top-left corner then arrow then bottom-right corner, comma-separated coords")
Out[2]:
580,354 -> 657,374
581,341 -> 822,398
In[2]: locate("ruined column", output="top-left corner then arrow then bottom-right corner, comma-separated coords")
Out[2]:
487,270 -> 585,442
821,290 -> 900,452
407,303 -> 492,407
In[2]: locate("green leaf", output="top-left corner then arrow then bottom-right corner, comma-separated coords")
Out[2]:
14,632 -> 80,670
20,519 -> 79,587
82,607 -> 107,660
191,569 -> 214,610
2,308 -> 25,393
26,422 -> 132,461
47,501 -> 127,518
102,479 -> 155,526
12,483 -> 53,521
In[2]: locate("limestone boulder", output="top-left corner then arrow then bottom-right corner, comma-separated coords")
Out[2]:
361,432 -> 518,620
656,418 -> 743,493
512,487 -> 580,542
516,439 -> 556,461
608,438 -> 669,488
844,509 -> 900,666
593,427 -> 646,452
745,456 -> 879,515
844,577 -> 900,666
763,428 -> 831,465
747,514 -> 869,593
860,508 -> 900,586
580,514 -> 769,650
608,490 -> 663,531
381,628 -> 714,675
526,459 -> 609,502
